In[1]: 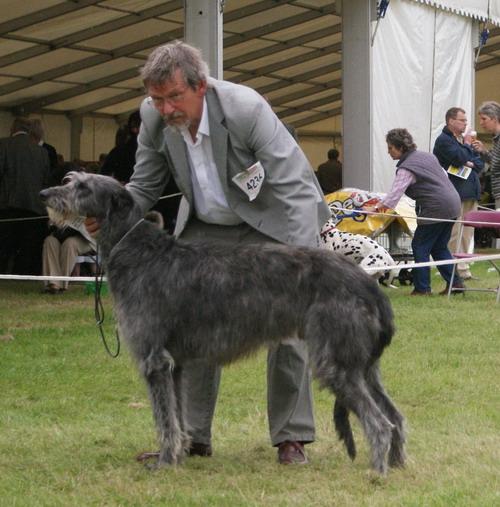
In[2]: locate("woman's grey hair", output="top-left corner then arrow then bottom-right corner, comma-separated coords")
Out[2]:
386,128 -> 417,153
477,101 -> 500,120
141,40 -> 209,89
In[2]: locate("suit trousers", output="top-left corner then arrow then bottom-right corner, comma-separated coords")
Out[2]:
179,217 -> 315,447
447,200 -> 478,278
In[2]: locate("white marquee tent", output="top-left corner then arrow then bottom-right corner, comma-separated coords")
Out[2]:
372,0 -> 499,192
0,0 -> 498,191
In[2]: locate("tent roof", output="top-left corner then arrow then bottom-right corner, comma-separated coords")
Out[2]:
413,0 -> 500,24
0,0 -> 498,127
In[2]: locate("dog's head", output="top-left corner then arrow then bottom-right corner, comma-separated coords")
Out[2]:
40,171 -> 137,227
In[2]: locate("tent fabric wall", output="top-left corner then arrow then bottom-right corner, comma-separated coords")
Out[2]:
372,0 -> 474,193
80,117 -> 118,163
0,111 -> 118,164
491,0 -> 500,25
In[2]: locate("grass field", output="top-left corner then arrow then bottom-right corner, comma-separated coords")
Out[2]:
0,259 -> 499,506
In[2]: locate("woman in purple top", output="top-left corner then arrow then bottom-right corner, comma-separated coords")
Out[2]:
373,128 -> 465,295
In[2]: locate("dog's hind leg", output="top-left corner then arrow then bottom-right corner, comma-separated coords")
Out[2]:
365,363 -> 407,468
141,349 -> 184,469
331,370 -> 394,475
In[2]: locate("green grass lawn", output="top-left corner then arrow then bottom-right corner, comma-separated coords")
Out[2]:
0,259 -> 499,506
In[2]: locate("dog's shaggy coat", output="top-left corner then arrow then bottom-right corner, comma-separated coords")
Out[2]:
40,172 -> 406,475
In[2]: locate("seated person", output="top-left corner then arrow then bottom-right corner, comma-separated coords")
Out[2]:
42,226 -> 95,295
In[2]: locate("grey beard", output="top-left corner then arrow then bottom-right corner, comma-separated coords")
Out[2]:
166,122 -> 187,134
163,115 -> 190,133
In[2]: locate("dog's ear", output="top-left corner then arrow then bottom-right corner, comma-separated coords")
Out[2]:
144,210 -> 164,229
105,185 -> 136,220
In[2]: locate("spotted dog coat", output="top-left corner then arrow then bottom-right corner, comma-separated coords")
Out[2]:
320,219 -> 399,288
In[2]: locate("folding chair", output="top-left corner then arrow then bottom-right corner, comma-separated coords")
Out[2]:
448,210 -> 500,302
72,252 -> 98,277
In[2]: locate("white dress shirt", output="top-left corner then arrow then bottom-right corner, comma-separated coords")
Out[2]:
181,98 -> 242,225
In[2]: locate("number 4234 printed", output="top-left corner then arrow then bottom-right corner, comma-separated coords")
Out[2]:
232,161 -> 265,201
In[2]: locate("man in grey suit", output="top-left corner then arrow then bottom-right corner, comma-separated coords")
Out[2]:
110,41 -> 330,465
0,117 -> 50,274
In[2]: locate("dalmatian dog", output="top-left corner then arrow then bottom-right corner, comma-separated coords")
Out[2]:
320,219 -> 399,288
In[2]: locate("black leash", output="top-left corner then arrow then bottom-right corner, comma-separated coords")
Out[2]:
92,249 -> 120,358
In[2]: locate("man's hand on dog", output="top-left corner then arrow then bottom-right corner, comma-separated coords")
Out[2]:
84,217 -> 100,236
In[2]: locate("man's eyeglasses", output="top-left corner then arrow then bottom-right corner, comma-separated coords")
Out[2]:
147,86 -> 190,109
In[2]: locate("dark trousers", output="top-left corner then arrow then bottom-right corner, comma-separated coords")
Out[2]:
411,221 -> 463,292
0,208 -> 48,275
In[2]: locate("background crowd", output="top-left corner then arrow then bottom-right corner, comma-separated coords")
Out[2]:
0,100 -> 499,296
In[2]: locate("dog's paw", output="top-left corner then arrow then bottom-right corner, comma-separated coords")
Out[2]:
145,458 -> 175,471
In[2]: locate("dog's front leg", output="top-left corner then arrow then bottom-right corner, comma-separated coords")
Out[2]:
141,350 -> 185,470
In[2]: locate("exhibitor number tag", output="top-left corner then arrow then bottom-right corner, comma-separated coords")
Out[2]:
232,161 -> 265,201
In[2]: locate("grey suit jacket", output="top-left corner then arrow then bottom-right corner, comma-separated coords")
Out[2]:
127,78 -> 330,247
0,133 -> 51,215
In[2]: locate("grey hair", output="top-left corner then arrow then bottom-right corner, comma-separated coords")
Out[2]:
141,40 -> 209,89
11,117 -> 32,134
386,128 -> 417,153
477,101 -> 500,121
29,119 -> 44,142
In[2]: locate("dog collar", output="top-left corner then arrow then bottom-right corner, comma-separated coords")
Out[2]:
109,218 -> 145,258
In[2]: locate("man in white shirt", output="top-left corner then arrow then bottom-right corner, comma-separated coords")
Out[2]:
118,41 -> 330,466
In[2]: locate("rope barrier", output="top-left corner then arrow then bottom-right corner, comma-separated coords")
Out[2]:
331,206 -> 500,227
2,253 -> 500,281
0,275 -> 98,282
362,253 -> 500,275
1,194 -> 495,227
1,199 -> 498,281
0,192 -> 183,224
0,215 -> 48,223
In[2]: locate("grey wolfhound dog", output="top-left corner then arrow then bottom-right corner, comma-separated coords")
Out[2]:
40,172 -> 406,475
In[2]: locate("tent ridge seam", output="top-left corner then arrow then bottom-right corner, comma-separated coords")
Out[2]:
409,0 -> 499,26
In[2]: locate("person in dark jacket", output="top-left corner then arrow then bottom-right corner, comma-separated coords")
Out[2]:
370,128 -> 464,295
317,148 -> 342,194
433,107 -> 484,280
29,119 -> 58,171
101,111 -> 141,184
0,117 -> 51,274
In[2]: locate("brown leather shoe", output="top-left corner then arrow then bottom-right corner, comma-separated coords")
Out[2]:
277,441 -> 308,465
188,442 -> 212,457
439,282 -> 466,295
136,442 -> 212,462
136,450 -> 159,462
410,290 -> 432,296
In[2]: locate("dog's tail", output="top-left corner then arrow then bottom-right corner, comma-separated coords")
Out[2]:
333,401 -> 356,460
385,268 -> 400,289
